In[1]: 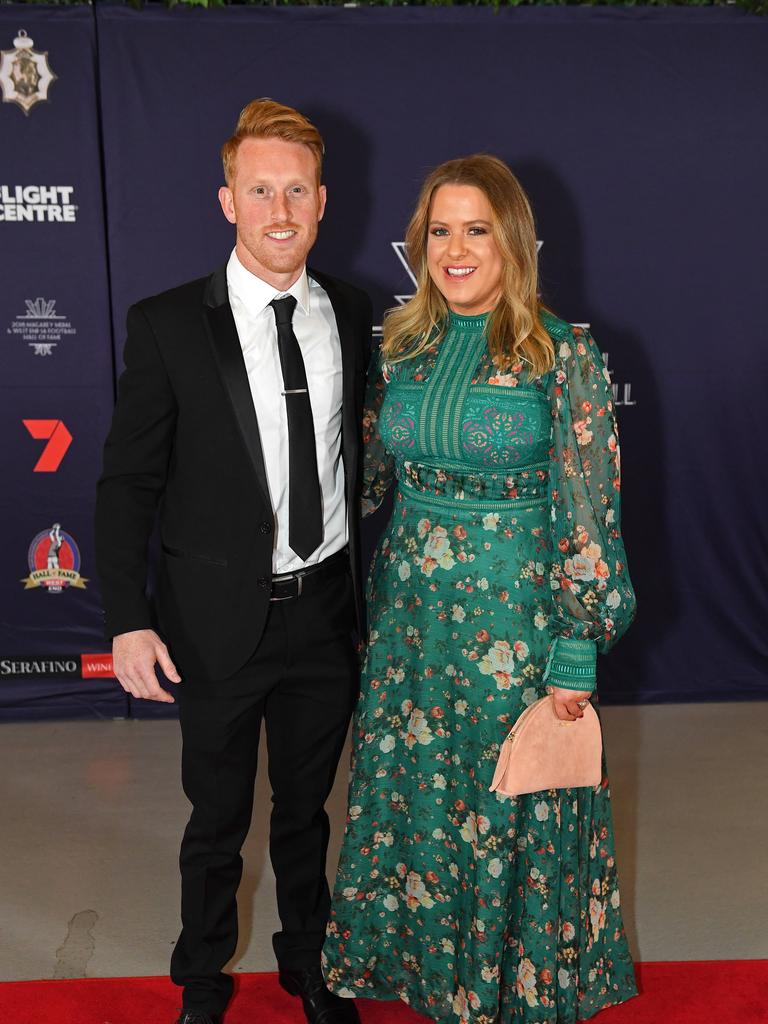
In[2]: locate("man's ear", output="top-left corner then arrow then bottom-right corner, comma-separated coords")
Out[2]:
218,186 -> 236,225
317,184 -> 327,223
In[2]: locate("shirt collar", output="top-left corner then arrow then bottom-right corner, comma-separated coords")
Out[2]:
226,249 -> 311,317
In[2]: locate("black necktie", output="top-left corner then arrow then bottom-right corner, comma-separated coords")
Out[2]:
269,296 -> 323,560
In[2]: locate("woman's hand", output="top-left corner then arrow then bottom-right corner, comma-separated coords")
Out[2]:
547,685 -> 591,721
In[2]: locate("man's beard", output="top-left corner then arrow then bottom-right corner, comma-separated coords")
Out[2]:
246,225 -> 317,278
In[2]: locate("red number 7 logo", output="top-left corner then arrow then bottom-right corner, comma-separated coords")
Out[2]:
23,419 -> 73,472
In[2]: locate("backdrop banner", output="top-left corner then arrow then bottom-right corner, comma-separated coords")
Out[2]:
1,5 -> 766,717
0,7 -> 126,719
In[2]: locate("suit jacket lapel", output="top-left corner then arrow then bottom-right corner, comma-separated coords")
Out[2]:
203,265 -> 271,507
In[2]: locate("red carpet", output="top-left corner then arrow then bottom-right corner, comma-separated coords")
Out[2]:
0,963 -> 766,1023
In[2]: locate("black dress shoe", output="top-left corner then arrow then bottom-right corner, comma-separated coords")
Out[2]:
279,966 -> 361,1023
175,1012 -> 221,1024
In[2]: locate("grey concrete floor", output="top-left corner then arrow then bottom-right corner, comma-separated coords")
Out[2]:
1,703 -> 766,982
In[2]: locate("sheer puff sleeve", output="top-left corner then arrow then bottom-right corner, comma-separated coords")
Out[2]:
543,323 -> 636,693
361,346 -> 395,518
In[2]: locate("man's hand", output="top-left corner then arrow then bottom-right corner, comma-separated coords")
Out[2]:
548,685 -> 591,722
113,629 -> 181,703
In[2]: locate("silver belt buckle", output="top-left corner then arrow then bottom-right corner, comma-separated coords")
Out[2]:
269,570 -> 304,601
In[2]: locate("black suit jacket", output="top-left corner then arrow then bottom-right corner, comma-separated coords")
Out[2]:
95,263 -> 372,682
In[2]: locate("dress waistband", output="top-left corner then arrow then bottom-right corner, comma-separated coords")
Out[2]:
398,458 -> 549,510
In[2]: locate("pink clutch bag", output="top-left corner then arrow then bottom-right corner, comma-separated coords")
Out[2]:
489,695 -> 603,797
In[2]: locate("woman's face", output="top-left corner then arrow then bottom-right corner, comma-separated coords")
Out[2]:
426,184 -> 504,317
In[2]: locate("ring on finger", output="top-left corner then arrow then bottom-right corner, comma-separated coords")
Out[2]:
576,699 -> 589,709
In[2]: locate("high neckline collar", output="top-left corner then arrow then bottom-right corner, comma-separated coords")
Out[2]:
448,310 -> 489,329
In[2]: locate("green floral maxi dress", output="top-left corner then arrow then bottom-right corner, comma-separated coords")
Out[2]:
323,310 -> 638,1023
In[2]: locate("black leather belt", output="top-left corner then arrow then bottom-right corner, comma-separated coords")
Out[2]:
269,547 -> 350,601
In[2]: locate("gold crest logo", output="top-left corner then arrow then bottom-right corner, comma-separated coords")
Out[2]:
0,30 -> 57,115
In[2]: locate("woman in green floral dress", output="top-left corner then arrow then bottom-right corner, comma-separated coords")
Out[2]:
322,155 -> 637,1023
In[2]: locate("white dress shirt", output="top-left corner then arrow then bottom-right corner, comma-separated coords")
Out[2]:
226,249 -> 347,574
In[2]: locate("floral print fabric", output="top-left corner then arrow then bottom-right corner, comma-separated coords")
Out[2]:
323,311 -> 637,1022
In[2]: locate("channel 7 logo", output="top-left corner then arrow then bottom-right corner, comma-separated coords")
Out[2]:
23,419 -> 72,472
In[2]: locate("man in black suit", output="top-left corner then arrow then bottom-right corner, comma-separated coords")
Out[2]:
95,99 -> 369,1024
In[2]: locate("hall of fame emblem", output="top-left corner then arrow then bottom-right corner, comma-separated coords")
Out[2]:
0,30 -> 57,116
21,523 -> 87,593
8,297 -> 75,356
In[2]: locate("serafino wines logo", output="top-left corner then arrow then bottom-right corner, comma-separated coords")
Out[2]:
0,654 -> 115,679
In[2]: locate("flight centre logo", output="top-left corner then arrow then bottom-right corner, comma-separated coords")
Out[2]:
0,30 -> 56,115
383,240 -> 636,407
0,185 -> 77,223
21,523 -> 88,593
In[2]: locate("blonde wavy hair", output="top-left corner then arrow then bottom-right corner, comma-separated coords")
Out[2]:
383,154 -> 554,376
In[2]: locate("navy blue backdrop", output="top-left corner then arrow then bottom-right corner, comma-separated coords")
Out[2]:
1,5 -> 766,717
0,8 -> 127,717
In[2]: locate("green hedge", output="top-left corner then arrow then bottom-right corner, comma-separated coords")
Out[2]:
9,0 -> 767,16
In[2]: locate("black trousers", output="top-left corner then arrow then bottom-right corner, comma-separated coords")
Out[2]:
170,564 -> 358,1015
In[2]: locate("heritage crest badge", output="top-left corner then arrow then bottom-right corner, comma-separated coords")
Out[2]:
21,523 -> 87,593
0,29 -> 56,115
